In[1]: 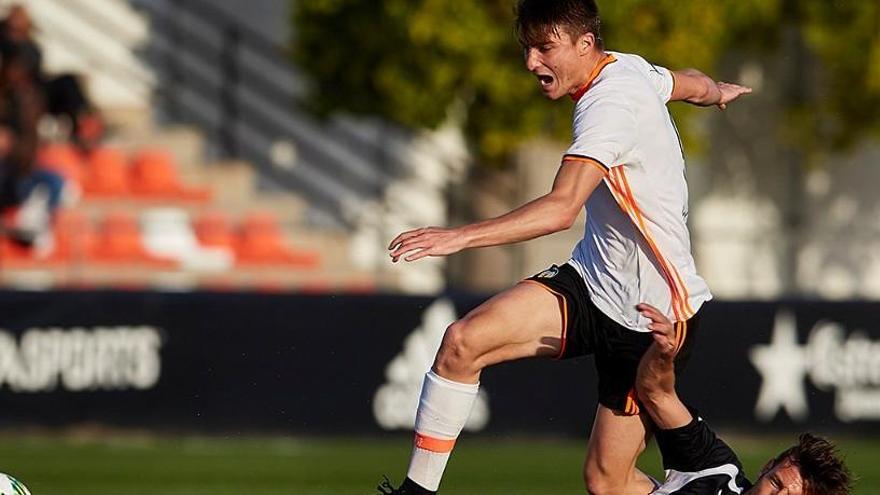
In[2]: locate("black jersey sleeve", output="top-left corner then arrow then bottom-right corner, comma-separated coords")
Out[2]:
655,415 -> 741,472
654,415 -> 753,494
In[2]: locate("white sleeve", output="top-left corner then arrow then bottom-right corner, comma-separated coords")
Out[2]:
564,94 -> 637,170
630,54 -> 675,103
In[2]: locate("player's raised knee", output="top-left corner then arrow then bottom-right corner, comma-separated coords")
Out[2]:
584,450 -> 645,495
583,464 -> 624,495
433,319 -> 480,379
583,468 -> 613,495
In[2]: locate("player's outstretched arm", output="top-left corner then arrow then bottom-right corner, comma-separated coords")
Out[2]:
670,69 -> 752,110
388,159 -> 604,263
635,303 -> 693,430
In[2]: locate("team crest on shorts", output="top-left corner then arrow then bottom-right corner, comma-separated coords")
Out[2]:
536,266 -> 559,279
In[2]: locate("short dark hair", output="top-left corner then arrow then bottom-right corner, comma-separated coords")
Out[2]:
515,0 -> 603,48
771,433 -> 853,495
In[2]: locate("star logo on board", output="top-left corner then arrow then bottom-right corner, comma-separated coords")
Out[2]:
372,298 -> 490,431
749,311 -> 809,422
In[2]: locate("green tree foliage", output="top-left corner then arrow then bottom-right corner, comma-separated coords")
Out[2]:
798,1 -> 880,150
291,0 -> 880,165
292,0 -> 560,164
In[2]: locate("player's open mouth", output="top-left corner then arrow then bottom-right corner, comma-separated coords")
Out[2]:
537,74 -> 554,88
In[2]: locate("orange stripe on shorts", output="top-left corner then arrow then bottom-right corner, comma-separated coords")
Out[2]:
414,433 -> 457,453
521,279 -> 569,359
676,320 -> 688,354
624,389 -> 641,416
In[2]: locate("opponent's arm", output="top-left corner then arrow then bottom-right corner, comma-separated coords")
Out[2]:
670,69 -> 752,110
634,303 -> 693,430
388,160 -> 604,263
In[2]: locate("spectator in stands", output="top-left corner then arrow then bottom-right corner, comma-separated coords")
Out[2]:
0,43 -> 65,250
0,4 -> 103,149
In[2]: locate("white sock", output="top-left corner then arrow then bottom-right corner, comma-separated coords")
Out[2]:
406,370 -> 479,491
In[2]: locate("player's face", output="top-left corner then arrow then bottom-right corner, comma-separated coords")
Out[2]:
523,28 -> 590,100
747,458 -> 805,495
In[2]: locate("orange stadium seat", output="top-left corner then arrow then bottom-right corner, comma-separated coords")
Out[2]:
129,149 -> 211,202
40,209 -> 90,264
193,211 -> 235,250
37,143 -> 85,189
234,212 -> 320,267
0,208 -> 40,267
88,211 -> 175,266
0,236 -> 37,267
0,209 -> 89,267
84,147 -> 129,197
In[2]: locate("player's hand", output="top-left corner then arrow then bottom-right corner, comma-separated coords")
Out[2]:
388,227 -> 467,263
636,303 -> 678,358
716,81 -> 752,110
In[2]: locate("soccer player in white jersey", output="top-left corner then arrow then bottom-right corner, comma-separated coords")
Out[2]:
634,303 -> 851,495
379,1 -> 752,494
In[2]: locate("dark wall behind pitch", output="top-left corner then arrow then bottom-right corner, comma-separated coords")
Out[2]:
0,291 -> 877,436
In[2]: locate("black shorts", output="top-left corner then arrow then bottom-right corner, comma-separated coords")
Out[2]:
524,263 -> 701,415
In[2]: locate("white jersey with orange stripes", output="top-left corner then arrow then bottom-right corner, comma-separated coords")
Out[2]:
564,51 -> 711,332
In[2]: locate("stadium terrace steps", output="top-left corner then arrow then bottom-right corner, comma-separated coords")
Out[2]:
1,187 -> 369,293
105,126 -> 208,177
0,264 -> 379,293
4,123 -> 375,291
101,106 -> 156,135
197,161 -> 257,205
1,0 -> 459,294
0,0 -> 406,293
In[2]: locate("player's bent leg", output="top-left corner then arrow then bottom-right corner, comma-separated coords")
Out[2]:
584,405 -> 656,495
433,281 -> 566,383
399,282 -> 566,494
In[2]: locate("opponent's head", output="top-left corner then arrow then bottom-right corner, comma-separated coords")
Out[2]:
515,0 -> 604,100
748,433 -> 852,495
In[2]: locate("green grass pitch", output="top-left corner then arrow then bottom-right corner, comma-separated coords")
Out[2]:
0,434 -> 875,494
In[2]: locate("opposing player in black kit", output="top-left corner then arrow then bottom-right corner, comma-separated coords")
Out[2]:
635,303 -> 852,495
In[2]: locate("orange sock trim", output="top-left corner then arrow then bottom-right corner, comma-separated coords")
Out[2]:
414,433 -> 457,454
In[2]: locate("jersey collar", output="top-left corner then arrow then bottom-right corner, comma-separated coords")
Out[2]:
570,53 -> 617,102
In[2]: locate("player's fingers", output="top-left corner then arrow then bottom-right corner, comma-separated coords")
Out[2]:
720,82 -> 751,92
388,229 -> 423,249
648,318 -> 672,335
404,249 -> 432,262
391,240 -> 430,261
404,251 -> 430,262
636,302 -> 659,313
718,103 -> 727,111
388,233 -> 408,250
731,87 -> 752,100
636,303 -> 664,321
639,309 -> 661,324
388,229 -> 425,250
390,235 -> 428,254
392,248 -> 421,263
